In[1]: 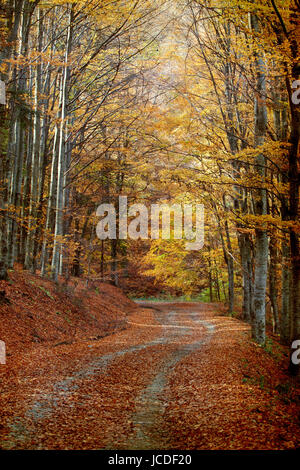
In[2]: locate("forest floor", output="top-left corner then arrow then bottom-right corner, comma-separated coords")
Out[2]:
0,289 -> 300,450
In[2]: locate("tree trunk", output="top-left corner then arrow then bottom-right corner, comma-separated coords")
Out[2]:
269,239 -> 280,334
51,5 -> 74,281
250,10 -> 268,345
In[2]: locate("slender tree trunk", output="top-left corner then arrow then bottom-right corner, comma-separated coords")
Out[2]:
250,10 -> 268,345
51,5 -> 74,281
269,239 -> 280,334
24,9 -> 42,271
280,238 -> 290,344
238,232 -> 253,323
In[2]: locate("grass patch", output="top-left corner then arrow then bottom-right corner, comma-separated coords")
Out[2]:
29,281 -> 55,300
263,336 -> 287,362
130,293 -> 210,302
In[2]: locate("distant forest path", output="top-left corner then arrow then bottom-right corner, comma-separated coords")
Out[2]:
1,303 -> 299,450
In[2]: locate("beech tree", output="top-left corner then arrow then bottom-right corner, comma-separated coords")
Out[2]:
0,0 -> 299,375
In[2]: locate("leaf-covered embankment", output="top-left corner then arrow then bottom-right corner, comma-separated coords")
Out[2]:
0,268 -> 136,355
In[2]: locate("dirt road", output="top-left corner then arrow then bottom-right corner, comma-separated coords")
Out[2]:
1,303 -> 299,450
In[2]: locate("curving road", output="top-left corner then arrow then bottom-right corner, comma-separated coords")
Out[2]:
2,303 -> 215,450
2,302 -> 297,450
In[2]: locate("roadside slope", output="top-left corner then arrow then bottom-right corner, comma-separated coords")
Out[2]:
0,269 -> 136,355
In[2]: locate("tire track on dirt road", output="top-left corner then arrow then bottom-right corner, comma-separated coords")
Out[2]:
2,304 -> 214,449
119,307 -> 215,450
2,307 -> 169,449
